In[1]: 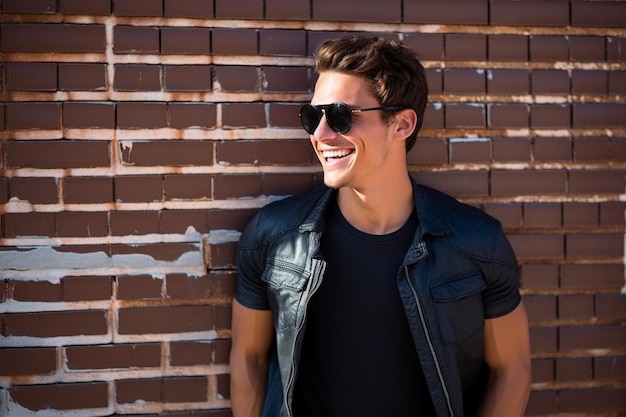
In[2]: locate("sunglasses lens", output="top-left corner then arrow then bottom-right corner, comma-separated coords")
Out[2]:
327,103 -> 352,134
299,104 -> 321,134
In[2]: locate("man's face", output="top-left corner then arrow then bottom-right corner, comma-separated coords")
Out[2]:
309,71 -> 396,191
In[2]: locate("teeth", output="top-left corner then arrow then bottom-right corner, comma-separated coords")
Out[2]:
322,149 -> 352,158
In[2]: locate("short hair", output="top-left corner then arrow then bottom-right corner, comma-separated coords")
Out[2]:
314,36 -> 428,152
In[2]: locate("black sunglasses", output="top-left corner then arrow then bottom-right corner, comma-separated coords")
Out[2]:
299,102 -> 404,135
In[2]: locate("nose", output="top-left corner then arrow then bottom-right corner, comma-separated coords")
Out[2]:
312,111 -> 337,142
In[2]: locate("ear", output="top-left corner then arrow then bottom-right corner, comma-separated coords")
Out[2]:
391,108 -> 418,142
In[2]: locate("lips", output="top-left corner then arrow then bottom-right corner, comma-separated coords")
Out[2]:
322,149 -> 354,161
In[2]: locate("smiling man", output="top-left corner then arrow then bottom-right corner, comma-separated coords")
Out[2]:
230,36 -> 531,417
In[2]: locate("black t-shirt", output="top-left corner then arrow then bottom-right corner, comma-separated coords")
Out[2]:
292,198 -> 436,417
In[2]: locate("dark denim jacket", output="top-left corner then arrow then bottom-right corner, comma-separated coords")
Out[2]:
235,179 -> 521,417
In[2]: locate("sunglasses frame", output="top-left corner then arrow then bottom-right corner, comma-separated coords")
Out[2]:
299,102 -> 404,135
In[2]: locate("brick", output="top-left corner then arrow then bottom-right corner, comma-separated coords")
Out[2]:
570,36 -> 606,61
116,378 -> 160,403
213,175 -> 263,199
573,103 -> 624,128
216,140 -> 313,166
216,374 -> 230,400
4,213 -> 56,238
492,170 -> 567,196
263,67 -> 309,93
2,310 -> 107,337
59,63 -> 107,90
160,210 -> 210,234
608,36 -> 626,61
523,295 -> 556,321
263,173 -> 315,196
488,104 -> 529,128
0,178 -> 7,204
596,294 -> 626,320
214,66 -> 259,92
116,377 -> 207,404
405,0 -> 487,24
164,66 -> 212,91
492,137 -> 531,162
110,211 -> 160,236
114,0 -> 162,16
595,356 -> 626,380
266,0 -> 309,19
487,70 -> 529,94
508,234 -> 563,260
445,104 -> 485,128
600,202 -> 626,227
411,170 -> 488,197
425,69 -> 443,94
572,0 -> 626,27
112,242 -> 198,263
529,326 -> 557,352
525,390 -> 558,415
563,202 -> 599,227
6,62 -> 57,91
120,141 -> 214,166
59,0 -> 110,14
608,71 -> 626,94
449,138 -> 490,163
57,212 -> 108,237
612,137 -> 626,162
530,104 -> 570,128
531,358 -> 554,383
118,306 -> 214,334
444,69 -> 485,94
404,33 -> 445,61
573,137 -> 610,162
0,347 -> 57,376
9,383 -> 108,411
114,64 -> 161,91
223,103 -> 266,128
7,140 -> 110,169
11,280 -> 61,302
534,137 -> 572,162
531,70 -> 569,94
63,102 -> 115,129
64,177 -> 113,204
559,294 -> 594,320
113,25 -> 159,53
561,264 -> 624,290
10,177 -> 58,204
117,102 -> 168,128
170,341 -> 214,366
66,343 -> 161,370
422,103 -> 445,129
530,36 -> 569,61
314,0 -> 401,23
210,209 -> 257,231
1,24 -> 105,53
208,242 -> 237,268
260,30 -> 307,56
62,276 -> 112,301
117,275 -> 163,300
482,203 -> 522,228
567,233 -> 623,259
307,31 -> 354,55
7,102 -> 61,130
169,103 -> 217,129
569,170 -> 625,194
572,70 -> 607,95
163,377 -> 208,402
556,358 -> 592,381
523,203 -> 561,227
212,28 -> 258,56
561,388 -> 626,413
164,174 -> 212,200
115,175 -> 163,203
520,264 -> 559,289
445,34 -> 487,60
2,0 -> 56,13
488,35 -> 528,61
164,0 -> 214,18
215,0 -> 263,19
166,272 -> 235,299
214,305 -> 231,330
161,27 -> 211,55
560,325 -> 626,350
490,0 -> 568,26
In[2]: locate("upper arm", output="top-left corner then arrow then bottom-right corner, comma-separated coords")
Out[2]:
231,299 -> 274,360
483,301 -> 531,372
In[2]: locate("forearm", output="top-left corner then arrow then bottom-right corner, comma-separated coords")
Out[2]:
230,355 -> 268,417
479,365 -> 531,417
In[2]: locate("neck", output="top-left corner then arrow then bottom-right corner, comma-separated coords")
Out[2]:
337,173 -> 414,235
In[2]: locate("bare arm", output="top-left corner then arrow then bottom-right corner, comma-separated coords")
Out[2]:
230,299 -> 275,417
479,301 -> 532,417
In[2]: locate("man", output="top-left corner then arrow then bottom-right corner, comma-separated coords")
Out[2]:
230,35 -> 531,417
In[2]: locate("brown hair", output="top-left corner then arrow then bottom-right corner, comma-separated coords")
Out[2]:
314,36 -> 428,152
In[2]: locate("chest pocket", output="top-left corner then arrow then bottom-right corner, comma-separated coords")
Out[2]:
262,259 -> 309,330
431,272 -> 486,345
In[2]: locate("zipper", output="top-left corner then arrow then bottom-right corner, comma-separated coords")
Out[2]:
404,265 -> 455,417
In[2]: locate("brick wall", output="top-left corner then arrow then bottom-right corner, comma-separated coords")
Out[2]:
0,0 -> 624,415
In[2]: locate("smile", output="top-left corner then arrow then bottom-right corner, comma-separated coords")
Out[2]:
322,149 -> 354,161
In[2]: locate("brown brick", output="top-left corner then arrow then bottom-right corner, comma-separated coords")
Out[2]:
160,210 -> 210,234
572,0 -> 626,27
608,71 -> 626,94
216,139 -> 313,166
66,343 -> 161,370
7,102 -> 61,130
7,140 -> 110,169
110,211 -> 160,236
117,102 -> 167,128
59,0 -> 110,14
263,173 -> 315,196
164,0 -> 214,18
6,62 -> 57,91
57,212 -> 108,237
407,137 -> 447,165
260,30 -> 307,56
169,103 -> 217,129
612,137 -> 626,162
64,177 -> 113,204
114,64 -> 161,91
570,36 -> 606,62
411,170 -> 488,197
63,102 -> 115,129
596,294 -> 626,320
120,141 -> 214,166
214,66 -> 259,92
164,174 -> 212,200
216,374 -> 230,400
488,104 -> 529,128
0,347 -> 57,376
448,138 -> 490,163
263,67 -> 309,93
530,36 -> 569,61
601,202 -> 626,227
116,378 -> 160,403
223,103 -> 266,128
164,66 -> 212,91
9,382 -> 108,411
115,175 -> 163,203
314,0 -> 401,23
492,170 -> 567,196
405,0 -> 487,24
444,69 -> 485,94
488,35 -> 528,61
2,23 -> 105,53
561,264 -> 624,290
445,104 -> 485,128
210,209 -> 257,231
112,242 -> 198,263
424,69 -> 443,94
166,272 -> 235,299
556,358 -> 592,381
113,25 -> 159,53
508,234 -> 564,260
161,27 -> 211,55
214,304 -> 231,330
573,137 -> 610,162
523,295 -> 556,321
525,390 -> 558,415
404,33 -> 444,61
567,233 -> 623,259
0,178 -> 7,204
2,0 -> 56,13
569,169 -> 625,194
531,70 -> 569,94
563,202 -> 599,228
445,34 -> 487,60
487,69 -> 529,94
215,0 -> 263,18
164,377 -> 208,402
529,326 -> 557,352
559,294 -> 594,320
534,137 -> 572,162
170,341 -> 213,366
560,325 -> 625,351
561,388 -> 626,413
4,213 -> 56,238
59,63 -> 107,91
208,242 -> 237,268
118,306 -> 213,334
523,203 -> 561,228
12,280 -> 61,302
62,276 -> 112,301
595,356 -> 626,380
493,137 -> 531,162
573,103 -> 624,128
266,0 -> 309,19
482,203 -> 522,228
422,103 -> 444,129
117,275 -> 163,300
114,0 -> 162,16
2,310 -> 107,337
490,0 -> 569,26
520,264 -> 559,289
531,358 -> 554,383
212,28 -> 258,55
530,104 -> 570,128
572,70 -> 607,95
608,36 -> 626,61
9,177 -> 58,204
308,31 -> 353,55
213,174 -> 262,199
